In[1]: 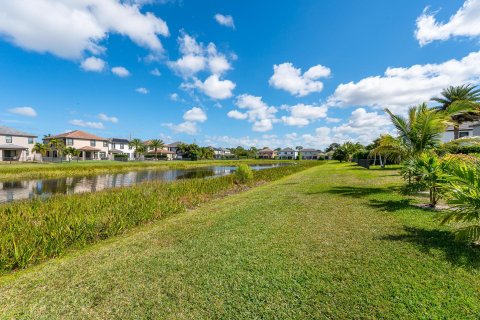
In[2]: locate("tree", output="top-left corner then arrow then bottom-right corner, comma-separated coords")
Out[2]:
412,153 -> 449,208
369,134 -> 408,165
325,143 -> 340,152
31,142 -> 49,162
295,146 -> 303,150
432,84 -> 480,140
64,147 -> 79,162
148,139 -> 165,160
48,138 -> 65,163
333,142 -> 364,162
129,138 -> 144,160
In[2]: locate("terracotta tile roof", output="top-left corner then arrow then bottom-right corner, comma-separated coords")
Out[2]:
45,130 -> 107,141
78,146 -> 101,151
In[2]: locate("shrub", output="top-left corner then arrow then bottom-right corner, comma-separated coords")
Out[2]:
234,164 -> 254,184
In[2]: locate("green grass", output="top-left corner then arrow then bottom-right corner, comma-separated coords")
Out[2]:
1,162 -> 479,318
0,159 -> 298,181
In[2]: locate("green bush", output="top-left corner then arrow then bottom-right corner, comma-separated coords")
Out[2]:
234,164 -> 254,184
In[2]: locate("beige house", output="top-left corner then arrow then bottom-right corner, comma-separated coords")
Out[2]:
44,130 -> 109,160
257,148 -> 277,159
0,125 -> 37,161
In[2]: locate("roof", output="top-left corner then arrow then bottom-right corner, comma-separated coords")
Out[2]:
167,141 -> 183,147
78,146 -> 101,151
108,149 -> 124,154
45,130 -> 107,141
109,138 -> 129,144
280,147 -> 295,152
0,143 -> 28,149
0,125 -> 37,137
299,149 -> 319,152
258,148 -> 274,153
147,149 -> 175,154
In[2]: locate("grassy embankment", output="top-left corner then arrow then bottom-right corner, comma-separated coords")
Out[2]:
0,162 -> 318,273
0,159 -> 293,181
1,162 -> 479,318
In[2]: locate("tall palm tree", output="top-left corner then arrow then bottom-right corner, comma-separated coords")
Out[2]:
385,103 -> 450,156
148,139 -> 165,159
432,84 -> 480,140
48,138 -> 66,163
31,142 -> 49,162
128,138 -> 143,160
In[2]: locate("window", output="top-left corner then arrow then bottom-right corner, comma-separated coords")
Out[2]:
90,140 -> 96,147
103,141 -> 108,147
28,137 -> 34,144
129,145 -> 132,150
120,144 -> 124,149
100,152 -> 106,159
26,149 -> 29,156
459,131 -> 469,138
5,136 -> 12,143
66,138 -> 74,146
112,143 -> 116,149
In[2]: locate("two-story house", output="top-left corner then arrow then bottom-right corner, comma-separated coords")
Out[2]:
0,126 -> 37,161
257,148 -> 277,159
441,122 -> 480,142
213,147 -> 233,159
299,149 -> 320,160
166,141 -> 184,159
44,130 -> 109,160
278,147 -> 298,160
108,138 -> 134,160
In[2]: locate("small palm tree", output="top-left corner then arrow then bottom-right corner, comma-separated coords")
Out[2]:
369,134 -> 408,165
31,142 -> 49,162
412,153 -> 449,208
128,138 -> 143,160
148,139 -> 165,160
48,138 -> 66,163
64,147 -> 78,162
432,84 -> 480,140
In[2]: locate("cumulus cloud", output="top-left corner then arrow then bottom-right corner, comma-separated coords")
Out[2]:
136,87 -> 149,94
98,113 -> 119,123
69,119 -> 105,129
228,94 -> 278,132
7,106 -> 37,117
183,107 -> 207,122
150,68 -> 161,76
170,93 -> 179,101
0,0 -> 169,60
281,103 -> 328,127
80,57 -> 106,72
269,62 -> 331,97
214,14 -> 235,29
163,121 -> 198,135
194,74 -> 236,100
227,110 -> 248,120
327,50 -> 480,113
415,0 -> 480,45
111,66 -> 130,77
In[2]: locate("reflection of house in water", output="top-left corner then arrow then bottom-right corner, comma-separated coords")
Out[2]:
0,180 -> 37,203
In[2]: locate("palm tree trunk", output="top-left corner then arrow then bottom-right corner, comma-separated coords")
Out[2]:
453,124 -> 460,140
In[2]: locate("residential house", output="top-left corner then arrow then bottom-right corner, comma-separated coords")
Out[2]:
108,138 -> 134,160
144,140 -> 176,160
278,147 -> 298,160
44,130 -> 109,160
0,126 -> 37,161
441,122 -> 480,142
213,147 -> 233,159
257,148 -> 277,159
299,149 -> 320,160
166,141 -> 184,159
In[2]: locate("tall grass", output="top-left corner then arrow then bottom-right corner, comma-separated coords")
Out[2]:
0,162 -> 318,273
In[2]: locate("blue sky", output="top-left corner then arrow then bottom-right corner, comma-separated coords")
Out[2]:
1,0 -> 479,149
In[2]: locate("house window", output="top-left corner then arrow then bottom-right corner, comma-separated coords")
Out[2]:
28,137 -> 34,144
128,145 -> 132,150
26,149 -> 29,156
103,141 -> 108,147
459,131 -> 469,138
66,138 -> 74,146
5,136 -> 12,143
90,140 -> 96,147
120,144 -> 124,149
100,152 -> 106,159
112,143 -> 116,149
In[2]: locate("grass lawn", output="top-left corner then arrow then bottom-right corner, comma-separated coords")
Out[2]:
1,162 -> 479,318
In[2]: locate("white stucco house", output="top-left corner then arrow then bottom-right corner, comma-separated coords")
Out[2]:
441,122 -> 480,143
44,130 -> 109,160
299,149 -> 320,160
0,126 -> 37,161
278,147 -> 299,160
213,147 -> 233,159
108,138 -> 134,160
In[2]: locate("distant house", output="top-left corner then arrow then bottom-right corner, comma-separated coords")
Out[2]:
144,140 -> 176,160
166,141 -> 184,159
44,130 -> 109,160
108,138 -> 134,160
213,147 -> 233,159
299,149 -> 320,160
257,148 -> 277,159
441,122 -> 480,142
0,125 -> 37,162
278,147 -> 298,160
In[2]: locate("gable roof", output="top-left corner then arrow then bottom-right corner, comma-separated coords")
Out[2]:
299,148 -> 318,152
109,138 -> 129,144
0,125 -> 37,137
280,147 -> 295,152
167,141 -> 183,147
45,130 -> 107,141
258,148 -> 274,153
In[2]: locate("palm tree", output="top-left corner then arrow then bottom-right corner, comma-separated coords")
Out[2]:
432,84 -> 480,140
31,142 -> 49,162
148,139 -> 165,160
369,134 -> 408,165
128,138 -> 144,160
48,138 -> 66,163
64,147 -> 78,162
385,103 -> 450,156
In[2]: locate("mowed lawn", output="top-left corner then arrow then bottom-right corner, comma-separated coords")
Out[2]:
1,163 -> 479,319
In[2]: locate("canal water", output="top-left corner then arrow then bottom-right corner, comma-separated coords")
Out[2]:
0,164 -> 289,204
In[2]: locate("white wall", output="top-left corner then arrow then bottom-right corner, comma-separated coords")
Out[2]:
0,134 -> 36,161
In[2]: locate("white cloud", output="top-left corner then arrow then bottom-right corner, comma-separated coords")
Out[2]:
7,106 -> 37,117
170,93 -> 179,101
80,57 -> 106,72
252,119 -> 273,132
227,110 -> 248,120
327,50 -> 480,113
194,74 -> 236,99
111,66 -> 130,77
150,68 -> 161,76
228,94 -> 278,132
281,103 -> 328,127
163,121 -> 198,135
136,87 -> 149,94
98,113 -> 119,123
183,107 -> 207,122
281,116 -> 310,127
415,0 -> 480,45
69,119 -> 105,129
269,62 -> 331,97
214,14 -> 235,29
0,0 -> 169,60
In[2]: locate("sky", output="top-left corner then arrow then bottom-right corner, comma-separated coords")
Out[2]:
1,0 -> 480,149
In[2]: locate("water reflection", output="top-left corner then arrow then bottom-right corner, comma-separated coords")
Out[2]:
0,164 -> 288,204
